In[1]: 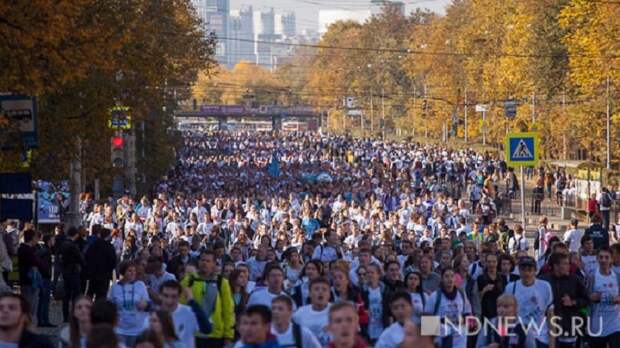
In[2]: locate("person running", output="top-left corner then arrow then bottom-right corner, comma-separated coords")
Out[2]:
504,256 -> 554,348
477,253 -> 506,320
234,305 -> 281,348
292,277 -> 332,346
59,295 -> 92,348
326,302 -> 369,348
108,260 -> 150,347
0,293 -> 54,348
475,294 -> 526,348
587,246 -> 620,347
271,295 -> 321,348
181,250 -> 235,348
145,310 -> 184,348
540,252 -> 589,348
158,280 -> 211,348
375,291 -> 415,348
425,267 -> 473,348
405,271 -> 428,324
247,264 -> 290,309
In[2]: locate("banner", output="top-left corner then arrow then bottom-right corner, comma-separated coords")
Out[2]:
35,181 -> 70,224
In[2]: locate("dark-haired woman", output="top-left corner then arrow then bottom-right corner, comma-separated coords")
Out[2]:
59,296 -> 92,348
147,310 -> 183,348
283,247 -> 304,288
229,269 -> 250,317
290,260 -> 323,307
424,268 -> 473,348
405,271 -> 428,324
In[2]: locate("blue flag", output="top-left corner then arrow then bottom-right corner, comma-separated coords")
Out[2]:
268,153 -> 281,177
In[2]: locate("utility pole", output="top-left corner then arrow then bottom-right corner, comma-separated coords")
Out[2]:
370,89 -> 374,136
464,85 -> 468,143
381,87 -> 385,141
562,92 -> 567,160
607,76 -> 611,169
66,137 -> 82,229
411,85 -> 416,137
482,109 -> 487,145
360,97 -> 364,137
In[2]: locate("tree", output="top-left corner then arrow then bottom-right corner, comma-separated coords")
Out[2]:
0,0 -> 217,193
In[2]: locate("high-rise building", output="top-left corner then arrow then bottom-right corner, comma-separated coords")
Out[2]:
229,5 -> 255,67
192,0 -> 230,66
254,8 -> 281,69
276,12 -> 296,39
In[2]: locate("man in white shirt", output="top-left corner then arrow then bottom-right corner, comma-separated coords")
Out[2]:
271,295 -> 321,348
312,230 -> 344,263
159,280 -> 209,348
375,291 -> 414,348
563,219 -> 583,253
504,256 -> 555,348
292,277 -> 332,346
247,265 -> 290,309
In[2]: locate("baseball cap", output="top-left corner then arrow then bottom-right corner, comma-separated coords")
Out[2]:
518,256 -> 536,268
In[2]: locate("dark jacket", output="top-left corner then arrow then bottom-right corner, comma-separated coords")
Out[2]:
585,224 -> 609,250
17,243 -> 44,286
60,239 -> 84,275
35,245 -> 53,279
19,330 -> 54,348
540,273 -> 589,335
84,237 -> 117,281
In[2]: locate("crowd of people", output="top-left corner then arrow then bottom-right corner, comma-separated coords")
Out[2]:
1,131 -> 620,348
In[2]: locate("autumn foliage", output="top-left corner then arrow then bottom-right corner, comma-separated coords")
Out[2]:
0,0 -> 216,190
245,1 -> 619,163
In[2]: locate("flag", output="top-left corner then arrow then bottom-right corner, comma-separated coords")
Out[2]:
268,153 -> 281,178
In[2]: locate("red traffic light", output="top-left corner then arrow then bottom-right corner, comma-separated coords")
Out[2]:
111,136 -> 124,148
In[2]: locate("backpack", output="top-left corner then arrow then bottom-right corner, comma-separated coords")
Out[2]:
433,288 -> 466,315
512,236 -> 524,253
601,192 -> 612,208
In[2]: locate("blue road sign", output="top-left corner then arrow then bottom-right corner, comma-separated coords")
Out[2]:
505,132 -> 539,167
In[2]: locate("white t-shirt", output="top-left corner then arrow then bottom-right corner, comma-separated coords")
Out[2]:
247,288 -> 290,309
424,290 -> 472,348
172,304 -> 200,348
375,322 -> 405,348
410,292 -> 429,323
563,228 -> 584,253
108,281 -> 150,336
272,323 -> 322,348
589,269 -> 620,337
367,286 -> 384,339
504,279 -> 553,346
292,304 -> 331,346
582,255 -> 598,277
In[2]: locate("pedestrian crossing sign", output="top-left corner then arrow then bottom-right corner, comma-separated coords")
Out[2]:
505,132 -> 539,167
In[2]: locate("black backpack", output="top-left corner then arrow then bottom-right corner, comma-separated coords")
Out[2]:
601,192 -> 612,208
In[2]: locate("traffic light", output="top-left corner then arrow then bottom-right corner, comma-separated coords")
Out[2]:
111,135 -> 124,168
